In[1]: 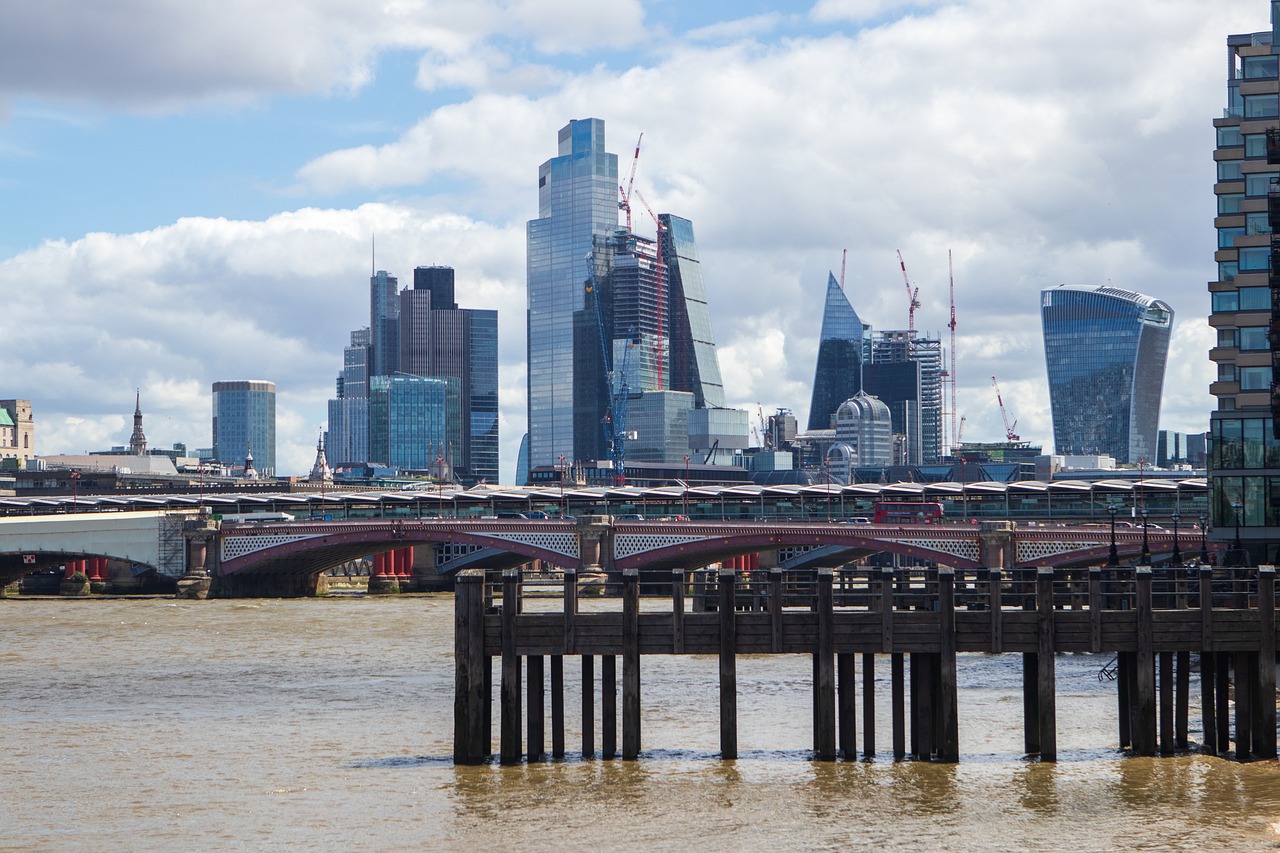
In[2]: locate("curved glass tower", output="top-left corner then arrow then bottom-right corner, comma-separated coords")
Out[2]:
1040,285 -> 1173,464
808,272 -> 864,431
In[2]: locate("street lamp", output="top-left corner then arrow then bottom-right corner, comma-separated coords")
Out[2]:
1199,513 -> 1209,564
1107,504 -> 1119,567
1232,499 -> 1244,565
1140,508 -> 1150,565
683,455 -> 690,518
1170,512 -> 1181,567
70,469 -> 81,513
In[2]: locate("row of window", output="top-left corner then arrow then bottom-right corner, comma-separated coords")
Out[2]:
1217,326 -> 1271,350
1212,286 -> 1271,311
1228,91 -> 1280,119
1216,363 -> 1272,390
1217,127 -> 1277,155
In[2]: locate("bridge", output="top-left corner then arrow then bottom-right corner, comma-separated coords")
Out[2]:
0,507 -> 1213,597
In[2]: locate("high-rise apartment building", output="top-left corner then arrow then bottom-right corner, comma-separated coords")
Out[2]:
1211,6 -> 1280,560
212,380 -> 276,476
1040,285 -> 1172,465
808,272 -> 865,431
527,118 -> 620,469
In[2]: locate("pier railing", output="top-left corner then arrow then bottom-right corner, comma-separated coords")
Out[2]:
453,565 -> 1277,766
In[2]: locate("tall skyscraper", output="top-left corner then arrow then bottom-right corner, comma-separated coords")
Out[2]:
370,270 -> 400,378
1040,285 -> 1172,464
326,328 -> 371,467
1210,6 -> 1280,560
212,380 -> 276,476
368,374 -> 460,471
527,118 -> 620,468
660,214 -> 726,409
867,330 -> 942,464
808,272 -> 865,431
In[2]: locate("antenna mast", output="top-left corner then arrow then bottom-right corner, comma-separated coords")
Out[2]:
948,250 -> 957,450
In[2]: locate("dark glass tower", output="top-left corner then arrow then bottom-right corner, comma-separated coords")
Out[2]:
808,272 -> 864,430
1041,285 -> 1173,464
660,214 -> 725,409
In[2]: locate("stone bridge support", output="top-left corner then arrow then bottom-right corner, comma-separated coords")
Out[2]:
978,521 -> 1016,569
177,514 -> 218,599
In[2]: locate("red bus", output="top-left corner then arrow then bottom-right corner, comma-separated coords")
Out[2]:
873,501 -> 944,524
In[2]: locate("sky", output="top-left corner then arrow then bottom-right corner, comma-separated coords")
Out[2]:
0,0 -> 1267,481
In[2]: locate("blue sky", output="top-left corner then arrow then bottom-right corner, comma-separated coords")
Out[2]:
0,0 -> 1267,478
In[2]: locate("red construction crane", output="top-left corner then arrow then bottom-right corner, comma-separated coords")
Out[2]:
896,249 -> 921,338
632,188 -> 667,390
991,375 -> 1020,442
618,132 -> 643,233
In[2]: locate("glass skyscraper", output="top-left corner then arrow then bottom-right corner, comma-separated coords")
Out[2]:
1040,285 -> 1172,464
368,374 -> 460,471
527,118 -> 619,469
370,270 -> 400,378
660,214 -> 725,409
1210,6 -> 1280,560
808,272 -> 864,431
212,380 -> 276,475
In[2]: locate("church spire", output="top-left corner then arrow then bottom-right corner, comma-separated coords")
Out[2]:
128,389 -> 147,455
309,431 -> 332,483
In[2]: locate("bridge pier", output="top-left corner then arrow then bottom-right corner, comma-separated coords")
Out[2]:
176,515 -> 217,600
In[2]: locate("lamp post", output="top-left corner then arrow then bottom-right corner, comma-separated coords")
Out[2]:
558,454 -> 567,516
1140,507 -> 1150,565
1107,504 -> 1119,567
683,455 -> 690,518
1232,499 -> 1244,565
1170,512 -> 1181,567
70,469 -> 81,513
1199,513 -> 1209,564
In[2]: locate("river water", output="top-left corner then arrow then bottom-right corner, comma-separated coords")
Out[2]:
3,595 -> 1279,852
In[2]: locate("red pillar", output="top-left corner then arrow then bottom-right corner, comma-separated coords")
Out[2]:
748,553 -> 760,571
373,552 -> 388,577
402,546 -> 414,577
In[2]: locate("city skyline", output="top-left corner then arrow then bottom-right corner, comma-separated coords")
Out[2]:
0,1 -> 1260,480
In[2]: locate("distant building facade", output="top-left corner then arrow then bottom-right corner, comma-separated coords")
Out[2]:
212,380 -> 276,476
808,272 -> 865,431
1040,285 -> 1172,464
0,399 -> 34,465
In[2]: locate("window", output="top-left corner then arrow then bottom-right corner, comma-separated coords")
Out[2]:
1241,326 -> 1270,350
1245,94 -> 1279,118
1219,261 -> 1239,282
1220,126 -> 1245,147
1239,246 -> 1270,270
1219,160 -> 1244,181
1218,328 -> 1239,348
1240,365 -> 1272,390
1241,286 -> 1271,310
1219,363 -> 1238,382
1220,193 -> 1245,214
1245,55 -> 1279,79
1246,133 -> 1269,157
1248,211 -> 1272,234
1214,291 -> 1240,312
1246,172 -> 1279,196
1220,226 -> 1247,248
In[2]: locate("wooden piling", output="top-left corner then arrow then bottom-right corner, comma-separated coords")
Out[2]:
563,568 -> 577,654
770,568 -> 784,653
500,568 -> 522,764
672,570 -> 685,654
1133,568 -> 1156,757
1022,652 -> 1039,755
938,568 -> 959,762
1158,651 -> 1172,754
1199,566 -> 1216,754
1117,652 -> 1131,749
838,653 -> 856,760
862,652 -> 876,759
452,569 -> 487,764
815,568 -> 836,761
1234,650 -> 1251,759
623,569 -> 641,760
582,655 -> 595,758
1215,652 -> 1231,754
891,652 -> 905,761
602,655 -> 617,760
1257,567 -> 1277,759
719,568 -> 738,760
1175,650 -> 1189,751
528,655 -> 545,761
988,568 -> 1003,653
551,655 -> 565,759
881,568 -> 895,654
1089,568 -> 1102,653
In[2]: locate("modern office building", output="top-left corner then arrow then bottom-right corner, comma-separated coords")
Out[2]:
808,272 -> 865,431
1040,285 -> 1172,465
660,214 -> 726,409
863,360 -> 922,465
370,270 -> 400,378
326,328 -> 372,467
368,374 -> 460,472
866,330 -> 943,464
1211,6 -> 1280,560
826,391 -> 893,482
527,118 -> 620,469
0,399 -> 34,465
212,380 -> 276,476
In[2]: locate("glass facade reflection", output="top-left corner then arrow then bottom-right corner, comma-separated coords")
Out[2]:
808,273 -> 864,430
212,380 -> 276,475
1040,285 -> 1172,464
368,374 -> 460,471
660,214 -> 725,409
527,118 -> 619,469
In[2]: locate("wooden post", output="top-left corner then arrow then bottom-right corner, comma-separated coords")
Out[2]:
1199,566 -> 1217,755
881,568 -> 895,654
838,653 -> 856,760
719,568 -> 738,760
582,655 -> 595,758
551,655 -> 565,759
909,652 -> 922,759
1216,653 -> 1231,754
602,655 -> 617,760
500,568 -> 522,765
988,568 -> 1003,653
453,569 -> 487,764
1088,567 -> 1102,653
1116,653 -> 1131,749
672,569 -> 685,654
1133,568 -> 1156,757
1036,568 -> 1057,762
815,568 -> 836,760
1257,567 -> 1277,759
938,568 -> 959,762
891,652 -> 905,761
1175,650 -> 1189,751
1158,652 -> 1172,754
527,654 -> 545,761
622,569 -> 641,760
862,652 -> 876,759
770,567 -> 784,653
1234,650 -> 1252,759
563,568 -> 577,654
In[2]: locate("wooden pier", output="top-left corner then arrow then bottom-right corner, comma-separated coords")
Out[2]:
453,565 -> 1278,764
